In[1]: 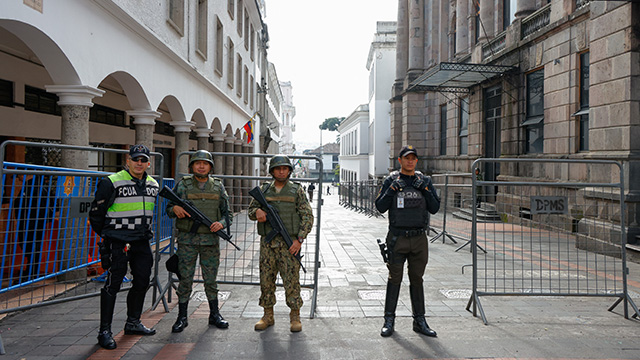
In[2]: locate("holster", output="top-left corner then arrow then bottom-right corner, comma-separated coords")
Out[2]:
386,236 -> 398,264
98,239 -> 112,270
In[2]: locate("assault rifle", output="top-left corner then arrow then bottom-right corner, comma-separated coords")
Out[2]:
159,186 -> 240,250
248,186 -> 306,273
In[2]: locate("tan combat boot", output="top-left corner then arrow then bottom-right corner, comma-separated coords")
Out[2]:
290,309 -> 302,332
254,307 -> 274,331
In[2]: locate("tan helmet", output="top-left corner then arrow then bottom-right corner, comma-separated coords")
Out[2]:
189,150 -> 214,168
268,154 -> 293,173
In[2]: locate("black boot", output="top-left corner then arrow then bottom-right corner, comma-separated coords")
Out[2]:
209,298 -> 229,329
97,288 -> 117,350
380,282 -> 401,337
172,302 -> 189,333
124,283 -> 156,335
410,284 -> 437,337
124,317 -> 156,335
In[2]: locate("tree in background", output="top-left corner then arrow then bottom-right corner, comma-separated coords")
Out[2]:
319,117 -> 344,143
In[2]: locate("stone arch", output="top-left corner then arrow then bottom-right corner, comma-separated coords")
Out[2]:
103,71 -> 151,110
0,20 -> 80,85
190,109 -> 207,128
157,95 -> 187,122
211,118 -> 223,133
223,124 -> 234,137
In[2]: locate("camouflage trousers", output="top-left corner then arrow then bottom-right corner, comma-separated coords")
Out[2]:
176,240 -> 221,303
259,239 -> 302,310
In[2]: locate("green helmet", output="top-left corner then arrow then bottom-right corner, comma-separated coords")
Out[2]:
189,150 -> 214,168
268,154 -> 293,173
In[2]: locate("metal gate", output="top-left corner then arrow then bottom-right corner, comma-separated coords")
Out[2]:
0,140 -> 170,316
159,151 -> 323,318
467,158 -> 640,324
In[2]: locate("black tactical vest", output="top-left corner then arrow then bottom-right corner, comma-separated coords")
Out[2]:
389,176 -> 427,229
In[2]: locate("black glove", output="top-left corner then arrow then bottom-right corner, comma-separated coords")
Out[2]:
388,178 -> 406,193
98,240 -> 111,270
412,176 -> 427,192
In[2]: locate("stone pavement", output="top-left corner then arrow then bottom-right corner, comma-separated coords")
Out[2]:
1,192 -> 640,359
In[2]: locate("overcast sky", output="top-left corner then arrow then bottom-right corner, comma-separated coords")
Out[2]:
263,1 -> 398,152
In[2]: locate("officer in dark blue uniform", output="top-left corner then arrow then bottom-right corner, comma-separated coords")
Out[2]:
375,145 -> 440,338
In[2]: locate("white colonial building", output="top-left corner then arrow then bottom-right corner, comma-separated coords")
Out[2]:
339,21 -> 397,182
279,81 -> 296,155
0,0 -> 282,179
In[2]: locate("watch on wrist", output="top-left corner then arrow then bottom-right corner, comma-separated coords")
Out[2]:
297,237 -> 304,244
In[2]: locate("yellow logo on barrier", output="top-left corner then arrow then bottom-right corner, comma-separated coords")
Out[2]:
63,176 -> 75,196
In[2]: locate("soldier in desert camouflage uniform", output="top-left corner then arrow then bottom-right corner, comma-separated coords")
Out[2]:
248,154 -> 314,332
166,150 -> 233,333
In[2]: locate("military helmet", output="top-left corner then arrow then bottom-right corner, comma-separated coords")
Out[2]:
268,154 -> 293,173
189,150 -> 214,168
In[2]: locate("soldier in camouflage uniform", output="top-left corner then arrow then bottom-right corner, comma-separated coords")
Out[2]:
248,154 -> 314,332
166,150 -> 233,333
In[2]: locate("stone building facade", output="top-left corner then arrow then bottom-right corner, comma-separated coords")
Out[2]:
391,0 -> 640,247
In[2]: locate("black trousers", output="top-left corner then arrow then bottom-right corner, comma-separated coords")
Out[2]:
102,239 -> 153,320
386,232 -> 429,286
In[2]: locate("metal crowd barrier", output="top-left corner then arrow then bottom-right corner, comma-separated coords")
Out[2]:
0,141 -> 170,318
338,179 -> 383,218
159,151 -> 324,318
467,158 -> 640,324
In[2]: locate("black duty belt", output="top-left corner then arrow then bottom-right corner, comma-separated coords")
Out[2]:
390,228 -> 426,237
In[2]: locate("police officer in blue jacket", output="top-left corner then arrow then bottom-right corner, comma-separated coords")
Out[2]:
375,145 -> 440,338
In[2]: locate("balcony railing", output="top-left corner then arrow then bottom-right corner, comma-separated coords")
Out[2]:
521,3 -> 551,39
576,0 -> 590,11
482,31 -> 507,60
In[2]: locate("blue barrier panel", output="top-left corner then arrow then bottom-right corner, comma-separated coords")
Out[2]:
0,162 -> 173,294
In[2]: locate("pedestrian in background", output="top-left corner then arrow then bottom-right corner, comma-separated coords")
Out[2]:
307,182 -> 315,202
166,150 -> 232,333
374,145 -> 440,338
89,144 -> 159,350
248,155 -> 313,332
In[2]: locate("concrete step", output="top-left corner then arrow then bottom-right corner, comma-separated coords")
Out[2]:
452,203 -> 502,223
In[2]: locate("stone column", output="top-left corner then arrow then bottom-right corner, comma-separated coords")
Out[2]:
515,0 -> 537,19
233,138 -> 243,212
408,0 -> 425,80
392,0 -> 409,167
224,135 -> 235,202
170,120 -> 195,178
456,0 -> 470,55
242,142 -> 253,207
478,0 -> 495,41
396,0 -> 409,82
45,85 -> 104,170
128,109 -> 160,173
211,133 -> 225,176
403,92 -> 428,157
194,128 -> 212,151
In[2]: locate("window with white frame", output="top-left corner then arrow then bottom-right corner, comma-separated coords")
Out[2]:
227,38 -> 234,89
168,0 -> 185,36
196,0 -> 207,59
215,17 -> 223,76
236,55 -> 242,97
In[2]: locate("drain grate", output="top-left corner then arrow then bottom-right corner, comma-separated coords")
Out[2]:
357,290 -> 385,300
439,289 -> 472,299
276,289 -> 311,301
192,290 -> 231,302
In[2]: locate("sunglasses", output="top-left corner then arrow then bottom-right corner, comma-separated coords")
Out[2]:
130,157 -> 148,163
